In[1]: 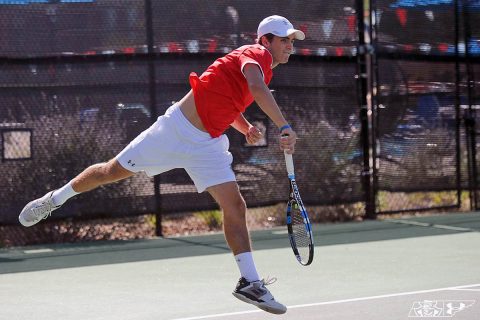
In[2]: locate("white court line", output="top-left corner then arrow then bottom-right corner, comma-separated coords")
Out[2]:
23,248 -> 55,254
432,224 -> 474,232
386,219 -> 475,232
450,288 -> 480,292
170,283 -> 480,320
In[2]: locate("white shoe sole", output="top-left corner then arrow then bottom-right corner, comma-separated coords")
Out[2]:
18,216 -> 32,227
18,214 -> 34,227
18,200 -> 38,227
232,292 -> 287,314
18,191 -> 58,227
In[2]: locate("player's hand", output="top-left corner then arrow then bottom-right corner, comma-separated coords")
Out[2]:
280,127 -> 297,154
245,126 -> 263,145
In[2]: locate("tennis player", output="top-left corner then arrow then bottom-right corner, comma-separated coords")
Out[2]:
19,15 -> 303,314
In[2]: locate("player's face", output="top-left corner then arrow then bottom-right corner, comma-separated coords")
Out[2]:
266,35 -> 295,68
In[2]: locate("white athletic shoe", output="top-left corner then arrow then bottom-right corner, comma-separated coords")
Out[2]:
232,277 -> 287,314
18,191 -> 61,227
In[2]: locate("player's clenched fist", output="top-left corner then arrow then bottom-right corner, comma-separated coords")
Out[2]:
245,126 -> 263,145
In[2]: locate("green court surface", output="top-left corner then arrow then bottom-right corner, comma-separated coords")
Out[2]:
1,212 -> 479,320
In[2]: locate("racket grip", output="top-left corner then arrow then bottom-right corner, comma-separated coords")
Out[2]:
284,151 -> 295,175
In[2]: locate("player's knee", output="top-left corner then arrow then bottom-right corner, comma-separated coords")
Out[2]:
90,161 -> 122,184
103,160 -> 132,182
223,196 -> 247,217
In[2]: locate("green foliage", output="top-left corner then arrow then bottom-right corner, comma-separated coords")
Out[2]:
1,112 -> 129,203
145,214 -> 156,228
377,190 -> 467,212
194,210 -> 223,229
294,120 -> 363,201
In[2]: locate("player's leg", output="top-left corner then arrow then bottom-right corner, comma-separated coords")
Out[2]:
19,159 -> 134,227
180,100 -> 286,313
70,158 -> 134,193
207,181 -> 252,255
207,182 -> 287,314
18,103 -> 179,228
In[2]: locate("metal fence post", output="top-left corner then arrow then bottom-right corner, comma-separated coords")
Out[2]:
371,0 -> 380,218
144,0 -> 163,236
454,0 -> 463,209
356,0 -> 376,219
462,0 -> 478,210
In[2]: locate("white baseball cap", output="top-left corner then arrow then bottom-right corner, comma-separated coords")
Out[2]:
257,15 -> 305,41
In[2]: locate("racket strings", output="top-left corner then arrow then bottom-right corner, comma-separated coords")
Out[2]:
291,202 -> 311,260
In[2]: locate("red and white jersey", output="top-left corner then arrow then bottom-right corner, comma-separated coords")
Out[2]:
189,44 -> 273,138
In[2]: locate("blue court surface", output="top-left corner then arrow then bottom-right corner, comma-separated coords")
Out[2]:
1,212 -> 479,320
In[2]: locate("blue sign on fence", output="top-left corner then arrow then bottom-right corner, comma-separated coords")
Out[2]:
391,0 -> 480,8
0,0 -> 94,4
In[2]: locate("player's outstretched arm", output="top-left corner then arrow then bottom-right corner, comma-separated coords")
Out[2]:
243,64 -> 287,128
243,63 -> 297,152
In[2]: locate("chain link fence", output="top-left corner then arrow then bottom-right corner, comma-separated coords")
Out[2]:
0,0 -> 479,246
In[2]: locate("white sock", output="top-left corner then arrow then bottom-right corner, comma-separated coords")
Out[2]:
235,252 -> 260,282
51,181 -> 79,206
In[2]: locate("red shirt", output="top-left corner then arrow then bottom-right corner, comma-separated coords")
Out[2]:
189,44 -> 273,138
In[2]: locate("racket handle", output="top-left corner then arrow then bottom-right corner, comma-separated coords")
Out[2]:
284,151 -> 295,176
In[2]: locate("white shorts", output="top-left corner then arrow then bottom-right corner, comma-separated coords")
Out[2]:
116,104 -> 235,193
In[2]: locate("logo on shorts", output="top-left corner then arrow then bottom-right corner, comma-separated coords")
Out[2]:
408,300 -> 475,318
127,160 -> 136,167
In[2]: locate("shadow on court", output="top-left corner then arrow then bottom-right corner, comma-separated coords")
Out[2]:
0,212 -> 479,320
1,212 -> 479,274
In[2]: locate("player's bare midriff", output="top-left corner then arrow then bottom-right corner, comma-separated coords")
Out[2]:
178,90 -> 208,133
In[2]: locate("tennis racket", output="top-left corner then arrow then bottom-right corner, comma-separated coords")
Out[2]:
284,151 -> 314,266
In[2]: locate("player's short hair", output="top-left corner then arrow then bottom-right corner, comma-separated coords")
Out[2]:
257,33 -> 275,46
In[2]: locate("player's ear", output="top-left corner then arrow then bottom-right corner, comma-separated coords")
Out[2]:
259,36 -> 270,48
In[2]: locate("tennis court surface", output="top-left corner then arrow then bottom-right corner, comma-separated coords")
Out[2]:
1,212 -> 479,320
